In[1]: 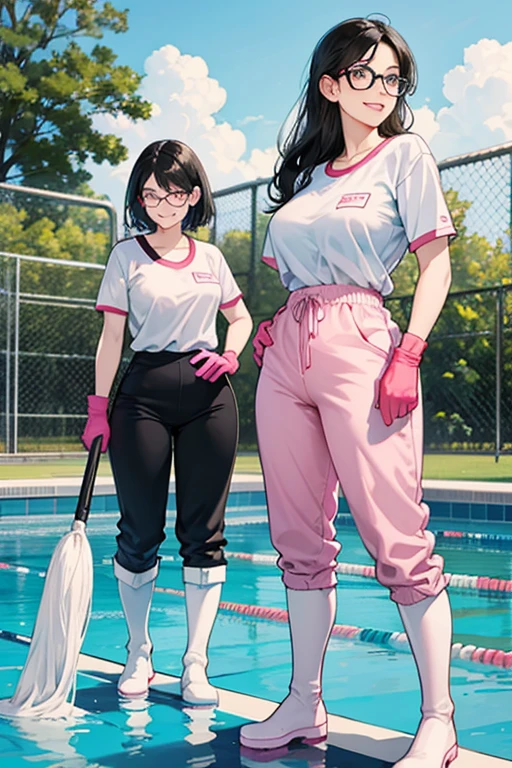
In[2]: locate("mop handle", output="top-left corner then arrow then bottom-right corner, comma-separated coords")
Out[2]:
74,434 -> 103,525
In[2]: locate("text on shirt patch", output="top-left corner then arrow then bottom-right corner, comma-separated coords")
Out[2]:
336,193 -> 371,209
193,272 -> 220,284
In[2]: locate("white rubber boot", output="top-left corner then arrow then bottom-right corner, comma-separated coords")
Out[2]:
181,565 -> 226,706
239,587 -> 336,750
394,590 -> 457,768
115,559 -> 158,698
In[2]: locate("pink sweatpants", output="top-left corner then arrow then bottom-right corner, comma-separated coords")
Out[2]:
256,284 -> 448,606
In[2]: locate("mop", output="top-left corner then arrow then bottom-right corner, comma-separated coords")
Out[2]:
0,435 -> 103,718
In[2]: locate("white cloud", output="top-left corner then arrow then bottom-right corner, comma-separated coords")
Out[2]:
410,104 -> 440,145
238,114 -> 265,126
89,44 -> 277,219
90,37 -> 512,227
411,38 -> 512,160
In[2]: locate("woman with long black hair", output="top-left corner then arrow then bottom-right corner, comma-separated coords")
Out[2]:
82,140 -> 252,706
242,18 -> 457,768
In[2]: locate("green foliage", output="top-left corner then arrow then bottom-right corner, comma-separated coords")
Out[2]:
0,1 -> 151,190
0,200 -> 109,264
384,187 -> 512,450
3,177 -> 511,450
391,190 -> 512,296
218,188 -> 512,449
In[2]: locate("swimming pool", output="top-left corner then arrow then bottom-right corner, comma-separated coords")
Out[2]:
0,498 -> 511,766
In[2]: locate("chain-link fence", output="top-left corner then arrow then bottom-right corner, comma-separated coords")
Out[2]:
0,183 -> 117,452
0,142 -> 511,454
385,286 -> 512,455
211,142 -> 512,455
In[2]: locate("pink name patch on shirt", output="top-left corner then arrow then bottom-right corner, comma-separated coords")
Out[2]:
336,193 -> 371,209
193,272 -> 219,284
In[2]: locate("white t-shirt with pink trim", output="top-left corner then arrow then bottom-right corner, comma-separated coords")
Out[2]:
262,133 -> 456,296
96,235 -> 242,353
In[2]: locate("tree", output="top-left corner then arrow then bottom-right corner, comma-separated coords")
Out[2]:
0,1 -> 152,191
391,190 -> 512,297
211,188 -> 512,450
0,200 -> 110,263
385,190 -> 512,451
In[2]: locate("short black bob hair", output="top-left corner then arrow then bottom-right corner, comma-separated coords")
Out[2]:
124,140 -> 215,232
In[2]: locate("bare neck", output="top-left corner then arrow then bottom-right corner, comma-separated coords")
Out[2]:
146,223 -> 188,252
336,108 -> 383,163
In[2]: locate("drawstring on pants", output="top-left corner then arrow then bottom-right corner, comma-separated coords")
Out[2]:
287,285 -> 383,376
291,297 -> 326,375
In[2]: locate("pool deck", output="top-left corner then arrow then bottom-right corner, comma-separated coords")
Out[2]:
1,642 -> 509,767
77,653 -> 511,767
2,474 -> 512,504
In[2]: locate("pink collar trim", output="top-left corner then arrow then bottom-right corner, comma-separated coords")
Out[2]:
136,235 -> 196,269
325,136 -> 396,177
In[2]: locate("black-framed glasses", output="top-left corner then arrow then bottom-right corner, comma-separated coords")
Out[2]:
338,64 -> 409,97
139,189 -> 190,208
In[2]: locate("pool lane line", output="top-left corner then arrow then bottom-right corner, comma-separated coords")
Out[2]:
4,554 -> 512,598
0,629 -> 30,646
0,562 -> 46,578
336,516 -> 512,546
2,558 -> 510,663
152,586 -> 512,670
436,529 -> 512,542
156,554 -> 512,597
221,552 -> 512,596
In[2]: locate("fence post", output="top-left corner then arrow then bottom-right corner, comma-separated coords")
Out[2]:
247,184 -> 258,309
5,261 -> 11,453
13,257 -> 20,454
209,210 -> 217,246
495,287 -> 504,462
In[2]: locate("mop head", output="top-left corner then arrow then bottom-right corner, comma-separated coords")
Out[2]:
0,521 -> 93,718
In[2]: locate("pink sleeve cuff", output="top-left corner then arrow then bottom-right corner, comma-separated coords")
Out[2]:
409,227 -> 457,253
219,293 -> 243,310
96,304 -> 129,317
262,255 -> 278,270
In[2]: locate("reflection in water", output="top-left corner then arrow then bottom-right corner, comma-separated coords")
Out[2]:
2,689 -> 330,768
9,714 -> 91,767
183,704 -> 217,766
119,696 -> 153,754
240,741 -> 327,768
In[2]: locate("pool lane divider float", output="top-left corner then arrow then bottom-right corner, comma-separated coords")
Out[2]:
1,561 -> 511,672
155,585 -> 512,671
4,553 -> 512,596
0,563 -> 46,578
335,516 -> 512,548
435,528 -> 512,545
223,552 -> 512,596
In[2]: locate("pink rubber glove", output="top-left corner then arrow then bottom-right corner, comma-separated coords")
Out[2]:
81,395 -> 110,452
252,319 -> 274,368
377,332 -> 428,427
190,350 -> 239,383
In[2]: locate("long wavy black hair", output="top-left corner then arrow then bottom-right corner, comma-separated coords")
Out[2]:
269,18 -> 417,210
124,140 -> 215,232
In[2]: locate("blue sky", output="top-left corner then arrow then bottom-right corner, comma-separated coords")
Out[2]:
90,0 -> 512,206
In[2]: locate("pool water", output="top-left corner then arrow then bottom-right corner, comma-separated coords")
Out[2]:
0,510 -> 511,764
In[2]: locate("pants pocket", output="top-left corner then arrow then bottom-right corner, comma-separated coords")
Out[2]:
349,304 -> 401,359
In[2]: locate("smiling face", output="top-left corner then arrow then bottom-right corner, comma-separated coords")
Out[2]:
320,42 -> 401,130
140,173 -> 201,231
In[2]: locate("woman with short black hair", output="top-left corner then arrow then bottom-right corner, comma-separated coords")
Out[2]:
82,139 -> 252,706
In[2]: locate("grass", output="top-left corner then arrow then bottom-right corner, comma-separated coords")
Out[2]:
1,453 -> 512,482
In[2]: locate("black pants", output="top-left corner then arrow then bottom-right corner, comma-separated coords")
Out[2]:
109,350 -> 238,574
